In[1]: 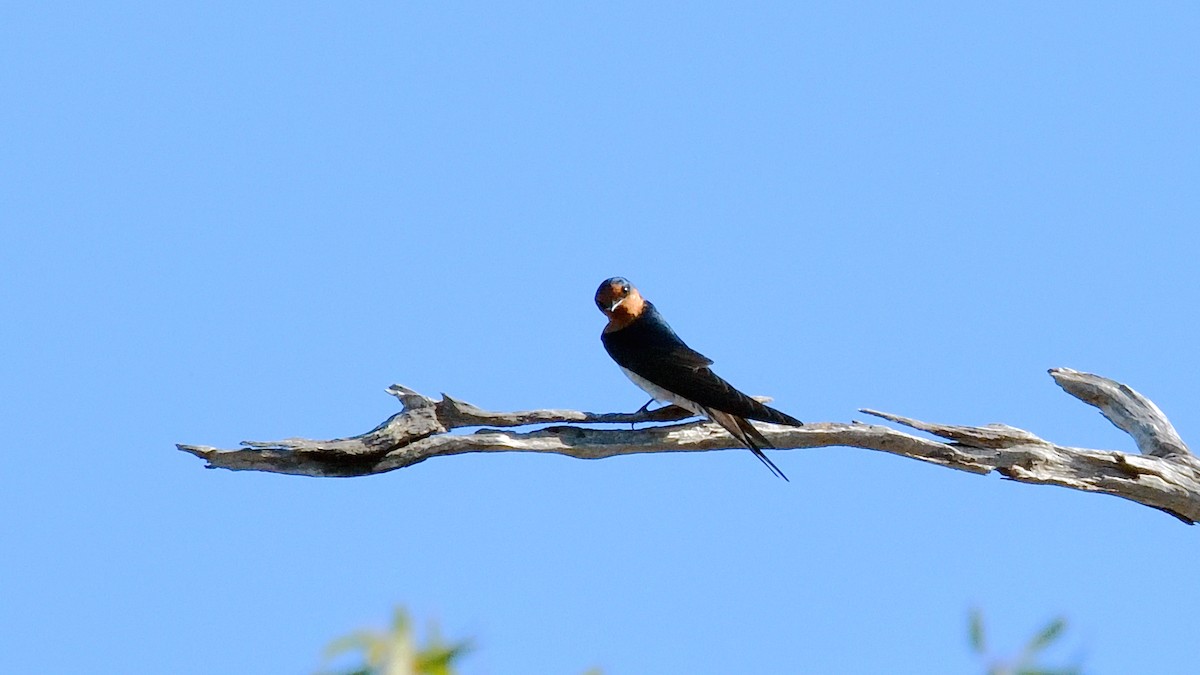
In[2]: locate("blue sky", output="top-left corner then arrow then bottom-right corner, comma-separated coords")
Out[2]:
4,2 -> 1199,673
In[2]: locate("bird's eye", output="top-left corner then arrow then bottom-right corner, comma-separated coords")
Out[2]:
621,284 -> 630,294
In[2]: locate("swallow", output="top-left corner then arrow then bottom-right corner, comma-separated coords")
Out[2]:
595,277 -> 802,480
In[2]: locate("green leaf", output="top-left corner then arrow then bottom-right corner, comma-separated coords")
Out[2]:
969,608 -> 987,654
414,640 -> 472,675
1025,618 -> 1066,655
324,630 -> 383,661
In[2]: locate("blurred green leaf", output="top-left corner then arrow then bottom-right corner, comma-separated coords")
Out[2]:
324,631 -> 382,661
414,642 -> 473,675
1025,618 -> 1066,655
971,611 -> 1082,675
316,607 -> 469,675
969,608 -> 987,654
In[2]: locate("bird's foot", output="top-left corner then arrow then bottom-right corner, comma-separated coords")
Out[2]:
631,398 -> 658,429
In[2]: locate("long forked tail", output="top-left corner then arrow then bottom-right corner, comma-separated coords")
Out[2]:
703,407 -> 790,481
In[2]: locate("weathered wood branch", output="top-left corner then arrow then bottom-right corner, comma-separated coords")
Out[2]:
178,368 -> 1200,524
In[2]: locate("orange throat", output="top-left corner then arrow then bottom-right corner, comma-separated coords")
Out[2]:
604,290 -> 645,332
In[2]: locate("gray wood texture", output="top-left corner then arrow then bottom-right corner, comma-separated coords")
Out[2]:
178,369 -> 1200,524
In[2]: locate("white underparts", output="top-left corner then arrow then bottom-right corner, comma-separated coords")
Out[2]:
620,367 -> 706,416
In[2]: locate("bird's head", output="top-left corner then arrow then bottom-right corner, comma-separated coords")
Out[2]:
595,277 -> 645,325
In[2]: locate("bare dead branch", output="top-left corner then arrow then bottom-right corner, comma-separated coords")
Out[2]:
1048,368 -> 1190,458
178,369 -> 1200,524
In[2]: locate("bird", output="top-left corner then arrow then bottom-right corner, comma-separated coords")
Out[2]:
594,276 -> 802,480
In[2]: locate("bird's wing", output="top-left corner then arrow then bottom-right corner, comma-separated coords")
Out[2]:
602,305 -> 802,426
703,406 -> 789,481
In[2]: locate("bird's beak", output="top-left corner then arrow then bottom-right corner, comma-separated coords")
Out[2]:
608,297 -> 625,312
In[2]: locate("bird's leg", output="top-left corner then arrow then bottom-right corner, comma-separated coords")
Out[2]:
631,398 -> 657,430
